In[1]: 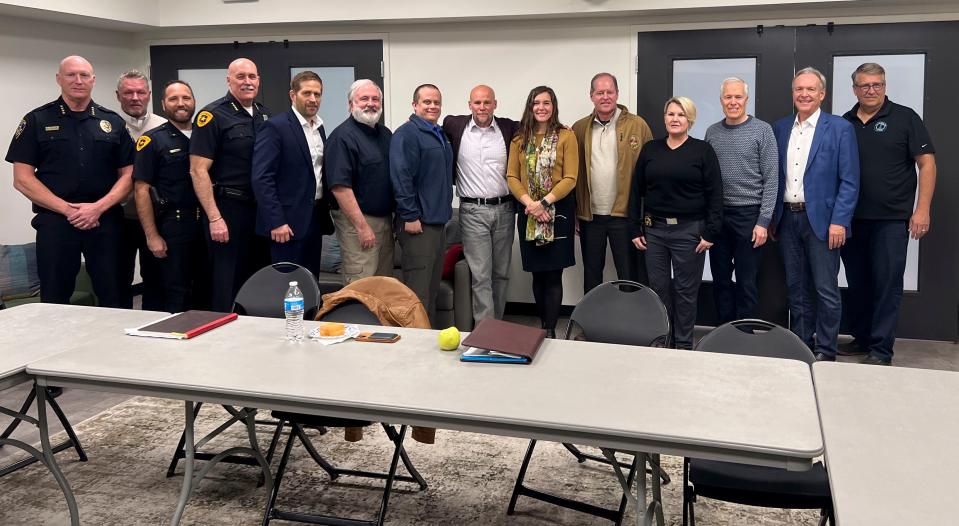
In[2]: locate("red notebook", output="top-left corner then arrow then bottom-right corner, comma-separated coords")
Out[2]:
125,311 -> 238,339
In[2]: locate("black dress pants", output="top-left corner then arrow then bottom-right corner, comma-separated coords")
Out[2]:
204,196 -> 269,312
644,220 -> 705,350
33,209 -> 121,307
579,214 -> 646,293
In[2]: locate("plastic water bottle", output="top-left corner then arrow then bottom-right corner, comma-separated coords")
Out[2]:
284,281 -> 304,341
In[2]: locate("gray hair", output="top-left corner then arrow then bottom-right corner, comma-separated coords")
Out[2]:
852,62 -> 886,84
348,79 -> 382,103
720,77 -> 749,97
794,66 -> 827,91
664,96 -> 697,127
117,69 -> 150,91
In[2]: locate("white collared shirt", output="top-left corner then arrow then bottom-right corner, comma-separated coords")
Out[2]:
122,112 -> 167,140
455,117 -> 509,199
589,108 -> 621,215
784,108 -> 821,203
292,107 -> 324,200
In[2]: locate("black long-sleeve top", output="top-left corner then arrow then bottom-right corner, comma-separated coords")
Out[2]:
628,137 -> 723,242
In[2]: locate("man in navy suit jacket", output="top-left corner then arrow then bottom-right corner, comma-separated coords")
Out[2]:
252,71 -> 333,277
772,67 -> 860,361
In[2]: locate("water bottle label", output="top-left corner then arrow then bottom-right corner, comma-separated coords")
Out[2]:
285,299 -> 304,312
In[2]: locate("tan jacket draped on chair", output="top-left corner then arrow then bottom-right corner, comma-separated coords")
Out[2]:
315,276 -> 435,443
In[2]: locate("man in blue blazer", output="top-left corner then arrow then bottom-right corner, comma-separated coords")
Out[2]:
772,67 -> 860,361
252,71 -> 333,277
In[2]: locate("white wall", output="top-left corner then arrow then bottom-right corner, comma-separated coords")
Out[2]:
0,14 -> 141,244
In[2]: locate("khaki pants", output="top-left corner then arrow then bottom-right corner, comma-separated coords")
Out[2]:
332,210 -> 394,284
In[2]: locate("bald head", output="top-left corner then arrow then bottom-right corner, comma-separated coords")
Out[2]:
56,55 -> 95,108
468,84 -> 497,128
226,58 -> 260,105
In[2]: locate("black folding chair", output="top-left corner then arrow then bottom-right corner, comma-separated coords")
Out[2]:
261,300 -> 427,526
508,280 -> 671,524
166,262 -> 322,478
684,319 -> 833,526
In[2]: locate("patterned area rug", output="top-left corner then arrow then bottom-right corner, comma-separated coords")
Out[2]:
0,396 -> 822,525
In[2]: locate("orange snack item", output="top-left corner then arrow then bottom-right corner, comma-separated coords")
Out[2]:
319,322 -> 346,337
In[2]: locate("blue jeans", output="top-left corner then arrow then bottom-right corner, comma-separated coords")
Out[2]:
840,219 -> 909,361
709,205 -> 762,323
777,210 -> 842,358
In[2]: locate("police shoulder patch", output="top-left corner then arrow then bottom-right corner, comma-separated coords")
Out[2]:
14,118 -> 26,140
196,111 -> 214,128
136,135 -> 152,152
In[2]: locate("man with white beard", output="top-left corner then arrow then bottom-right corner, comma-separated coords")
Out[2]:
323,79 -> 395,283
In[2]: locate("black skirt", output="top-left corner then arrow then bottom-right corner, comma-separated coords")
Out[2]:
517,193 -> 576,272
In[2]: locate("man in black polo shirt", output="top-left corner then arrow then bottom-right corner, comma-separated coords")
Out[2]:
189,58 -> 271,312
133,80 -> 209,313
840,62 -> 937,366
324,79 -> 394,284
5,55 -> 134,308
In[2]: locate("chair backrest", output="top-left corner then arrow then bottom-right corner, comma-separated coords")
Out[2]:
233,262 -> 322,320
695,319 -> 816,365
319,300 -> 382,325
564,280 -> 670,347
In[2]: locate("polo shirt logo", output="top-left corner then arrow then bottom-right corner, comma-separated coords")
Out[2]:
874,121 -> 888,133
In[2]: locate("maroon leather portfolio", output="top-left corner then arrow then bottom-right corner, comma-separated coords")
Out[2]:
460,318 -> 547,364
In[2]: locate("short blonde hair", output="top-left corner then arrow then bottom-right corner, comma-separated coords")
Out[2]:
664,96 -> 697,127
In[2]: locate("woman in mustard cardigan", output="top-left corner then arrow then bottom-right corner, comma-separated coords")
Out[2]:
507,86 -> 579,338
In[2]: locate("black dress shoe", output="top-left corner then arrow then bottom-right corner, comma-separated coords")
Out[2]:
814,352 -> 836,362
46,386 -> 64,399
860,354 -> 892,366
837,340 -> 869,356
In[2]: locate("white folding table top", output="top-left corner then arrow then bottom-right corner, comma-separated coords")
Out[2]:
25,305 -> 823,469
814,361 -> 959,525
0,303 -> 160,389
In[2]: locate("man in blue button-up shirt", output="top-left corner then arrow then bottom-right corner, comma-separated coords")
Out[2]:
389,84 -> 453,326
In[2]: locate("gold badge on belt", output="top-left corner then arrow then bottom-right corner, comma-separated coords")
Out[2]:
99,119 -> 112,133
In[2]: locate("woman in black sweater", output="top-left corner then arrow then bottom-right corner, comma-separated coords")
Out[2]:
628,96 -> 722,349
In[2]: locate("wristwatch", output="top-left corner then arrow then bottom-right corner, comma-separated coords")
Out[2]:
539,198 -> 550,208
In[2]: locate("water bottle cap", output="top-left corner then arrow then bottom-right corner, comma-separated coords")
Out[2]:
289,281 -> 298,286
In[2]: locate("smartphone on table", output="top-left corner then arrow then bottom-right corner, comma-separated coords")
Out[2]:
356,332 -> 401,343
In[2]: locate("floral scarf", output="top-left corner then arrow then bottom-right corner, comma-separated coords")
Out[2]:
524,130 -> 559,245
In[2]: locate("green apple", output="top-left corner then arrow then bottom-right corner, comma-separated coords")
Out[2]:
437,326 -> 461,351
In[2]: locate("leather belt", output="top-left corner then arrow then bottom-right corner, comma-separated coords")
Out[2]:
460,195 -> 512,205
785,202 -> 806,212
644,213 -> 688,226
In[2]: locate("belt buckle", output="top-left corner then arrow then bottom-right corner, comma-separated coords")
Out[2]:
666,217 -> 678,225
644,215 -> 652,227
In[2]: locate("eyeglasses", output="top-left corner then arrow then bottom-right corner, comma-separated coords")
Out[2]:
855,82 -> 885,93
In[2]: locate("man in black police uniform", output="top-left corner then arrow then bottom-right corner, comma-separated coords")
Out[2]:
133,80 -> 209,313
190,58 -> 271,312
840,62 -> 937,366
5,55 -> 134,308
